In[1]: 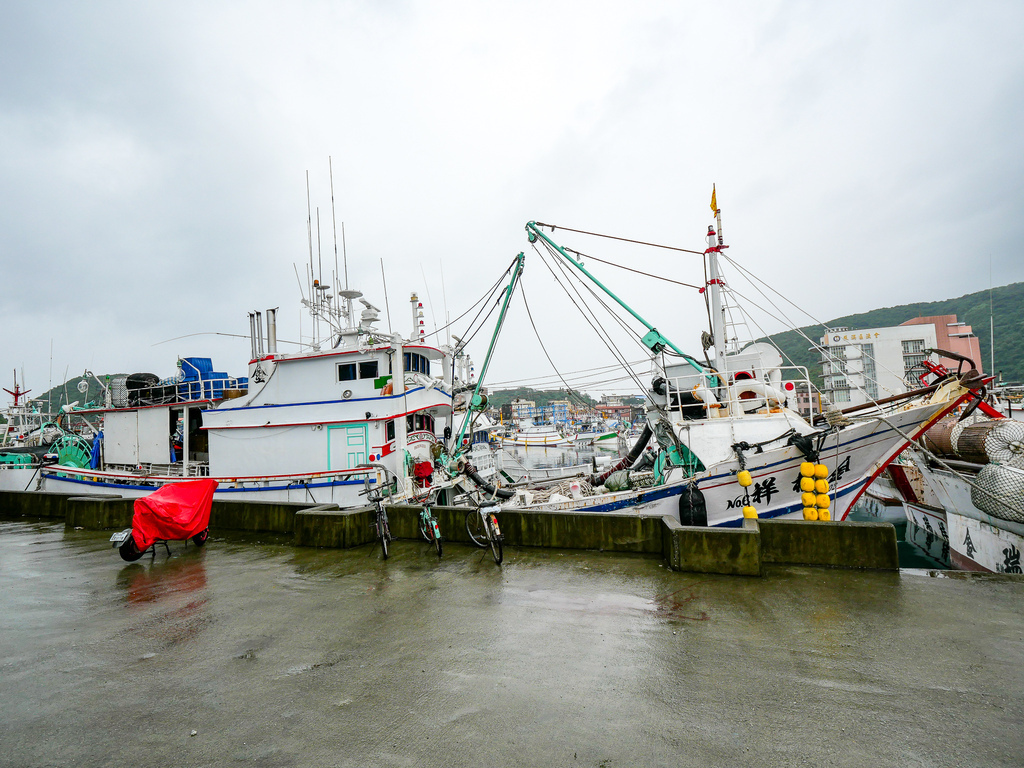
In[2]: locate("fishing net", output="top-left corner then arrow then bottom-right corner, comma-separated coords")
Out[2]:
517,478 -> 596,505
971,463 -> 1024,523
983,420 -> 1024,467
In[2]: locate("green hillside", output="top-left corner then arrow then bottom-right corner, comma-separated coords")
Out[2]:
486,387 -> 597,410
763,282 -> 1024,388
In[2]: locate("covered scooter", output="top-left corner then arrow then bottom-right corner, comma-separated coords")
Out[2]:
110,479 -> 218,561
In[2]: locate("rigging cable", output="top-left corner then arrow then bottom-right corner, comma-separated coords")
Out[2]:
487,358 -> 650,388
560,247 -> 702,289
719,254 -> 906,400
717,252 -> 907,392
421,258 -> 517,345
519,282 -> 617,409
544,241 -> 651,353
533,222 -> 705,255
530,241 -> 652,397
446,257 -> 521,353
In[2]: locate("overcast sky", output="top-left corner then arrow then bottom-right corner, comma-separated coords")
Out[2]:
2,1 -> 1022,402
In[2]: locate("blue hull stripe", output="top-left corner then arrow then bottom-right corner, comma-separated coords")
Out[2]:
209,385 -> 449,415
583,476 -> 869,526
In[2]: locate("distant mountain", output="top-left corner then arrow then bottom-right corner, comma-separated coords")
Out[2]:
763,283 -> 1024,388
486,387 -> 598,410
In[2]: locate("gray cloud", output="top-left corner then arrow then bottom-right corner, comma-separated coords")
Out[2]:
1,1 -> 1021,398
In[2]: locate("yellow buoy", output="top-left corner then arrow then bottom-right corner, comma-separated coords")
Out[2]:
801,492 -> 817,507
816,493 -> 831,509
814,478 -> 830,494
803,507 -> 818,521
814,463 -> 829,479
800,477 -> 816,493
742,505 -> 758,519
737,470 -> 752,487
818,508 -> 832,521
800,462 -> 815,477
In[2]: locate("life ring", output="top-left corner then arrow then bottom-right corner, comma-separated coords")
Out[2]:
381,382 -> 393,395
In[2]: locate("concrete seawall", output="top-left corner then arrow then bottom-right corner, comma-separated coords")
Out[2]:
0,489 -> 899,575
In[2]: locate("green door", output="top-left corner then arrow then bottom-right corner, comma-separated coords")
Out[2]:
328,424 -> 368,470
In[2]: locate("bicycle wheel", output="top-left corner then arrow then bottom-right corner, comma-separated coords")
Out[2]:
465,510 -> 488,548
487,519 -> 503,565
431,519 -> 443,558
378,512 -> 390,559
419,512 -> 431,541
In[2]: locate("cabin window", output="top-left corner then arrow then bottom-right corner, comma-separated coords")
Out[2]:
386,420 -> 395,441
406,413 -> 434,433
359,361 -> 378,379
403,352 -> 430,376
337,363 -> 357,382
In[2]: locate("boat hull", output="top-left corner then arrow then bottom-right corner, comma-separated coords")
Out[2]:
517,398 -> 959,526
899,454 -> 1024,573
20,466 -> 372,505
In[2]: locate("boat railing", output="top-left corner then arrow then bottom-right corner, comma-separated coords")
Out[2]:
663,365 -> 814,420
471,442 -> 503,479
108,377 -> 249,408
103,462 -> 211,478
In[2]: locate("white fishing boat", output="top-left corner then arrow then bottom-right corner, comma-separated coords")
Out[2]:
501,421 -> 570,447
894,413 -> 1024,572
507,197 -> 984,526
10,288 -> 464,504
568,421 -> 617,445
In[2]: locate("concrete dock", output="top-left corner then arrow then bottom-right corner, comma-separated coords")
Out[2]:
1,517 -> 1022,767
0,490 -> 901,575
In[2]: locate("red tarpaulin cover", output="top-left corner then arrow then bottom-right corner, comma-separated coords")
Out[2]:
132,479 -> 218,549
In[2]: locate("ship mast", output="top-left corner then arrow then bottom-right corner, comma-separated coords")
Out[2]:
705,187 -> 729,375
4,370 -> 30,406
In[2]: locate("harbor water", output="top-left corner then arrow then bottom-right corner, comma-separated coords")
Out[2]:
1,516 -> 1022,767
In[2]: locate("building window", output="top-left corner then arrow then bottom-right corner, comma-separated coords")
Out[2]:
337,363 -> 357,382
359,361 -> 378,379
860,344 -> 878,399
903,353 -> 927,377
902,339 -> 925,355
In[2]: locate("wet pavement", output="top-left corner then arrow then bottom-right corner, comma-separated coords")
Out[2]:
2,518 -> 1023,768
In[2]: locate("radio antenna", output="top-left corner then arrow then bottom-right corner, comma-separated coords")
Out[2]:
380,258 -> 393,334
342,222 -> 353,324
329,157 -> 342,317
305,170 -> 314,289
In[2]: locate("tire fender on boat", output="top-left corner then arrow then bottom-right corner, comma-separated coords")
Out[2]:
730,381 -> 786,411
691,383 -> 720,407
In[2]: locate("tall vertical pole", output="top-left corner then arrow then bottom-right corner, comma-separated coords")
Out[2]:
990,255 -> 996,378
707,215 -> 727,374
182,405 -> 190,478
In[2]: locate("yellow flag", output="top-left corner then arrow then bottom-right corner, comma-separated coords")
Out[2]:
710,185 -> 718,214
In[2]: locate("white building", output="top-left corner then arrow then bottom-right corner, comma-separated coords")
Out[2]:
510,398 -> 536,419
820,324 -> 938,406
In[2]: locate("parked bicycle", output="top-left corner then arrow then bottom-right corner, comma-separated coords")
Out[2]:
465,503 -> 503,565
417,491 -> 443,558
360,467 -> 394,559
